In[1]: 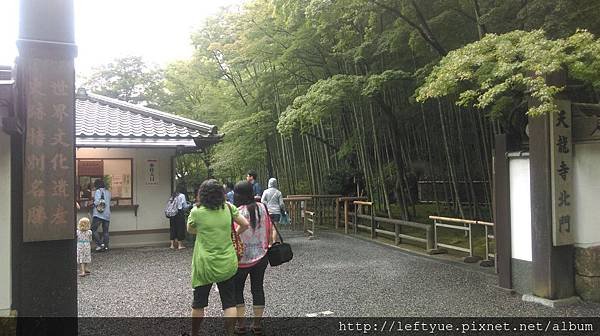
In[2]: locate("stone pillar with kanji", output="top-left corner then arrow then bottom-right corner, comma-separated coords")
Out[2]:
14,0 -> 78,325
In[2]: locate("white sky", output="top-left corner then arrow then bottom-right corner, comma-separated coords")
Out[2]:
0,0 -> 244,76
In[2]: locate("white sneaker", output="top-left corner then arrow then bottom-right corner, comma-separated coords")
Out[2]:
95,244 -> 105,252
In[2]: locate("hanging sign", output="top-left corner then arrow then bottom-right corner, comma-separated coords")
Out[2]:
549,100 -> 574,246
573,110 -> 600,142
145,159 -> 159,185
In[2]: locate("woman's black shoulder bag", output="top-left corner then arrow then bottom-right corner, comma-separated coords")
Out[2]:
267,220 -> 293,266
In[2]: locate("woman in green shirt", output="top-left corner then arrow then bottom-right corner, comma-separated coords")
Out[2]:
187,179 -> 249,334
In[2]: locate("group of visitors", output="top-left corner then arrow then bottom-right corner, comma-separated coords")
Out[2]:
187,170 -> 286,335
75,169 -> 288,334
76,179 -> 111,277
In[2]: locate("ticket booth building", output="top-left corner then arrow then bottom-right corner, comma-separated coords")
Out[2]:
74,89 -> 220,247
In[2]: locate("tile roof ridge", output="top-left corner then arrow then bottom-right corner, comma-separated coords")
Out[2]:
80,91 -> 218,135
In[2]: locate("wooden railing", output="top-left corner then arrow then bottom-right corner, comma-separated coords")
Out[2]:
283,195 -> 494,265
336,197 -> 368,233
348,200 -> 435,250
429,215 -> 495,263
283,197 -> 311,231
287,194 -> 341,228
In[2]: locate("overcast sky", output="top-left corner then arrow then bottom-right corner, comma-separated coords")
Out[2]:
0,0 -> 244,75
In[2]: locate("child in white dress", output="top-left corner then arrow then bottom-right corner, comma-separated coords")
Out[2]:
77,217 -> 92,277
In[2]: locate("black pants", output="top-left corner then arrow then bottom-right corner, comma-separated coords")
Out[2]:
169,211 -> 185,241
234,256 -> 268,306
192,276 -> 237,310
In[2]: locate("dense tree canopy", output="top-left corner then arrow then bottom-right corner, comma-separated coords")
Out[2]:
84,0 -> 600,220
83,56 -> 165,107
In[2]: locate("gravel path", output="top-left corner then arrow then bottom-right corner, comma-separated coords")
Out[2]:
78,230 -> 600,317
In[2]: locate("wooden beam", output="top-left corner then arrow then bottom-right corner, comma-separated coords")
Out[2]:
494,134 -> 512,289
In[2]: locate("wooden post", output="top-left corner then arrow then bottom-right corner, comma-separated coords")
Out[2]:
529,79 -> 575,300
353,204 -> 357,234
291,201 -> 296,230
312,212 -> 316,239
370,205 -> 376,239
335,198 -> 340,229
344,200 -> 349,234
426,225 -> 434,251
494,134 -> 512,289
302,201 -> 306,232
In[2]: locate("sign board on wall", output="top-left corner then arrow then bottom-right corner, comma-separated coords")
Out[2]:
77,160 -> 103,176
23,58 -> 75,242
122,174 -> 131,197
549,100 -> 574,246
145,159 -> 159,185
573,110 -> 600,143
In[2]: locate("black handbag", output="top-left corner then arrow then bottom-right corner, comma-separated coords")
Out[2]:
268,221 -> 293,266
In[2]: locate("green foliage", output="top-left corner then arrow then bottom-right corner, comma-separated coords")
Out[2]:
176,153 -> 211,187
322,166 -> 364,196
416,30 -> 600,116
277,74 -> 364,136
81,0 -> 600,213
83,56 -> 165,107
211,111 -> 276,179
362,69 -> 414,97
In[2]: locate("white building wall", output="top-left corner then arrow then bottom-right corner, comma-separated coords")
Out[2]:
509,156 -> 532,262
0,133 -> 12,311
573,143 -> 600,248
75,147 -> 176,247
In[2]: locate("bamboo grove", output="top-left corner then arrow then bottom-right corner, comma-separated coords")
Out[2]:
85,0 -> 600,222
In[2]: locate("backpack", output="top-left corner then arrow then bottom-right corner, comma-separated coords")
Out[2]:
96,191 -> 106,213
164,196 -> 179,218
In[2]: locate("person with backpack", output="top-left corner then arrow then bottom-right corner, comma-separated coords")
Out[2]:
166,185 -> 189,250
92,179 -> 111,252
261,178 -> 286,226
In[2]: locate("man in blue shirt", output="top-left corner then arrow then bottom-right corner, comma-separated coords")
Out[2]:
225,182 -> 234,204
246,170 -> 263,201
92,179 -> 111,252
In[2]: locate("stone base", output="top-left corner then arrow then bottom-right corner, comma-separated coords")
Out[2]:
479,259 -> 495,267
427,248 -> 447,255
576,275 -> 600,302
575,246 -> 600,303
0,310 -> 17,336
522,294 -> 582,308
463,256 -> 482,263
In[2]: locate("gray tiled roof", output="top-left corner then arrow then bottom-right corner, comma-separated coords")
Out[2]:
76,91 -> 221,148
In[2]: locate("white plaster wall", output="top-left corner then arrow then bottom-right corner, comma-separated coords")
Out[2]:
75,147 -> 175,233
509,156 -> 532,262
573,143 -> 600,248
0,133 -> 12,310
135,149 -> 175,230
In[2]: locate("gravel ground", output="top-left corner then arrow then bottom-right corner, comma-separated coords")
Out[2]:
78,230 -> 600,317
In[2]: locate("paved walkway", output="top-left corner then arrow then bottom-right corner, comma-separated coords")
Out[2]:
78,230 -> 600,317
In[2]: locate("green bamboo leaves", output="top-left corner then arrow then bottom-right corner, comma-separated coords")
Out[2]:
416,30 -> 600,116
278,70 -> 413,136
